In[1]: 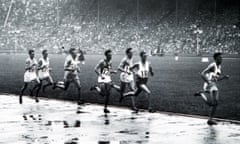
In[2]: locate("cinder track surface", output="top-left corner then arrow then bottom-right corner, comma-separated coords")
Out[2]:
0,94 -> 240,144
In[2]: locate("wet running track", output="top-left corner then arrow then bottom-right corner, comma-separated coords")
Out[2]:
0,94 -> 240,144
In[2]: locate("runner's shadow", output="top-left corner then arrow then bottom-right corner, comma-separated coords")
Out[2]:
203,126 -> 218,144
63,120 -> 81,128
22,114 -> 42,121
104,114 -> 110,125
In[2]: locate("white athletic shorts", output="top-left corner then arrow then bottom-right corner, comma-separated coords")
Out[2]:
24,71 -> 39,83
64,71 -> 79,82
120,72 -> 134,83
203,82 -> 218,92
38,71 -> 50,80
98,75 -> 112,83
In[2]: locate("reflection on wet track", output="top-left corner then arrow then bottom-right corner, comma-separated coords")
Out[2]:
0,94 -> 240,144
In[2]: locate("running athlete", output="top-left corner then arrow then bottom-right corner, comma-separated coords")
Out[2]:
194,52 -> 229,125
90,49 -> 120,113
34,50 -> 54,96
122,51 -> 155,113
19,49 -> 41,104
118,48 -> 137,112
53,48 -> 84,105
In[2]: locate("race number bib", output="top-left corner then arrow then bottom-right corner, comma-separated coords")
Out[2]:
141,70 -> 148,78
120,66 -> 133,82
98,68 -> 111,83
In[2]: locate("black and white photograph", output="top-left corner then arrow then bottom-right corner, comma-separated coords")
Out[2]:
0,0 -> 240,143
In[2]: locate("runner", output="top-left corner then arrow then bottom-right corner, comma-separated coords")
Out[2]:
90,49 -> 120,113
118,48 -> 138,112
194,52 -> 229,125
33,49 -> 54,97
53,48 -> 84,105
122,51 -> 155,113
19,49 -> 41,104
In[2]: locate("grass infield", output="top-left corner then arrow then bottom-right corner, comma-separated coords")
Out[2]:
0,54 -> 239,120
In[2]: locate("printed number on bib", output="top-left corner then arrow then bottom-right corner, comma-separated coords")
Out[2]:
98,68 -> 111,83
141,70 -> 148,78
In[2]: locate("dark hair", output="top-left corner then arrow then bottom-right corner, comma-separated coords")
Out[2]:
69,48 -> 76,54
125,48 -> 132,54
213,52 -> 222,60
42,49 -> 48,54
104,49 -> 112,56
139,51 -> 146,57
28,49 -> 34,54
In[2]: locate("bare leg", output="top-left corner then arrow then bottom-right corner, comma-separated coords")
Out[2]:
54,79 -> 70,91
42,76 -> 54,93
112,83 -> 121,92
129,81 -> 137,111
35,81 -> 42,102
74,79 -> 84,105
199,92 -> 215,107
195,90 -> 215,107
119,82 -> 126,102
90,84 -> 104,97
139,84 -> 154,112
33,79 -> 41,103
19,83 -> 28,104
104,84 -> 111,113
208,90 -> 219,124
54,82 -> 65,90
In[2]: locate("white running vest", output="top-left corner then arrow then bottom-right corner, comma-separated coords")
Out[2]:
123,58 -> 133,74
26,57 -> 37,72
205,62 -> 221,81
64,55 -> 79,73
98,60 -> 112,83
39,57 -> 50,72
120,57 -> 134,82
203,62 -> 221,91
137,61 -> 149,78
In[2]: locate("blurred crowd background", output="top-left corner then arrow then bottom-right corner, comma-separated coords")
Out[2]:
0,0 -> 239,55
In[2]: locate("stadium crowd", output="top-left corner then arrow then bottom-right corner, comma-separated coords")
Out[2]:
0,0 -> 239,55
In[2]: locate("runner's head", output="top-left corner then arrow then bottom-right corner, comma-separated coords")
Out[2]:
126,48 -> 133,59
104,49 -> 112,61
42,49 -> 48,58
28,49 -> 35,59
140,51 -> 147,62
213,52 -> 222,65
69,48 -> 77,58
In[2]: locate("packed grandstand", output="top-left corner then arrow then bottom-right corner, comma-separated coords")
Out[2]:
0,0 -> 239,55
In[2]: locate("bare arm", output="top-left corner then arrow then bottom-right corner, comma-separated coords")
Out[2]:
201,65 -> 214,84
217,68 -> 229,81
217,75 -> 229,81
64,58 -> 73,71
118,59 -> 127,72
129,63 -> 139,72
38,60 -> 43,70
110,69 -> 118,74
94,61 -> 102,77
149,64 -> 154,76
25,60 -> 35,71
